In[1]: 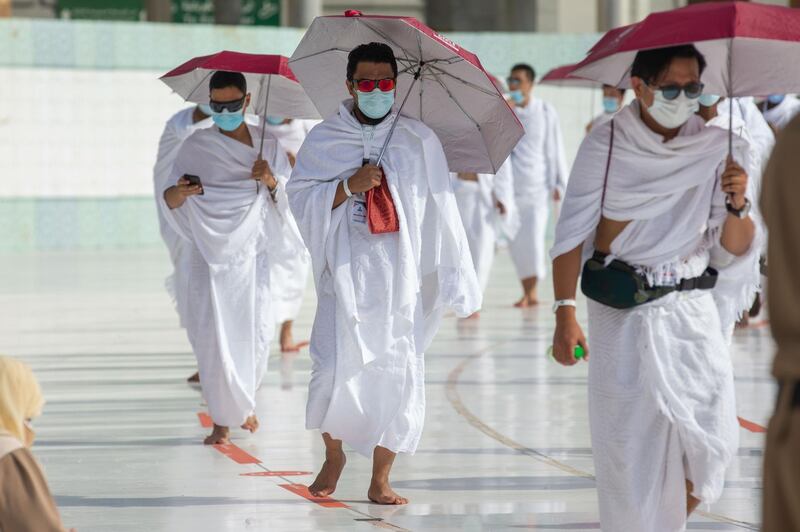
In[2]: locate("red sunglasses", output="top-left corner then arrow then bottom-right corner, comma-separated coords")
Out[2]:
353,78 -> 396,93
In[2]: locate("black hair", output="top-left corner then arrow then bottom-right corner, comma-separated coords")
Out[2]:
209,70 -> 247,94
347,42 -> 398,81
630,45 -> 707,84
511,63 -> 536,82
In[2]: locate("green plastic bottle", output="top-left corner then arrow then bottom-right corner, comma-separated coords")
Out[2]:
547,345 -> 586,360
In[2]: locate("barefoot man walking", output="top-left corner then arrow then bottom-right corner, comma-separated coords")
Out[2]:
288,43 -> 481,504
160,71 -> 303,444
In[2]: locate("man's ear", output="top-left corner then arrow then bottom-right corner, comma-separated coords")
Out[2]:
346,79 -> 356,98
244,93 -> 251,111
631,77 -> 645,99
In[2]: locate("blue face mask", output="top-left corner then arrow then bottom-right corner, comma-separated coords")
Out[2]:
509,90 -> 525,105
698,94 -> 721,107
198,104 -> 213,116
767,94 -> 785,105
356,89 -> 395,120
212,111 -> 245,132
602,97 -> 620,114
266,115 -> 284,126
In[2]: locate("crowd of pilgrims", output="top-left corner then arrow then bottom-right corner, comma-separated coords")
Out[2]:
4,39 -> 799,532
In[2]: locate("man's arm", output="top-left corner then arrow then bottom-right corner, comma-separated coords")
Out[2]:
551,245 -> 589,366
719,159 -> 756,256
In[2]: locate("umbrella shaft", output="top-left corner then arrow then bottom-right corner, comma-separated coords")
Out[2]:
376,66 -> 423,166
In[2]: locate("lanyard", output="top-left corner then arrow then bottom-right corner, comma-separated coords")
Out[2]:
361,124 -> 376,165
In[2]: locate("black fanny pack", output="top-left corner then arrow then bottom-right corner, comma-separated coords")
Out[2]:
580,251 -> 719,310
581,119 -> 718,310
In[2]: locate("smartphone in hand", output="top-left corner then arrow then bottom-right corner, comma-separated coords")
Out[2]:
184,174 -> 204,195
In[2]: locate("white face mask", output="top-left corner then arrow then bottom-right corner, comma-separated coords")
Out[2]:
645,90 -> 699,129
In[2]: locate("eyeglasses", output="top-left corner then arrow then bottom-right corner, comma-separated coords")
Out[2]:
507,77 -> 523,87
352,78 -> 396,93
647,82 -> 704,101
208,97 -> 245,114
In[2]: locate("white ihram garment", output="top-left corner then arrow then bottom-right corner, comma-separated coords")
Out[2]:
288,101 -> 481,456
551,102 -> 759,532
451,160 -> 518,292
153,107 -> 214,327
508,98 -> 568,280
762,96 -> 800,131
159,124 -> 303,427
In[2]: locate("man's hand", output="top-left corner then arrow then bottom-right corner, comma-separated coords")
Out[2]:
252,159 -> 277,190
553,189 -> 562,202
722,158 -> 748,209
552,308 -> 588,366
164,176 -> 203,210
347,164 -> 383,194
495,200 -> 507,215
287,151 -> 297,168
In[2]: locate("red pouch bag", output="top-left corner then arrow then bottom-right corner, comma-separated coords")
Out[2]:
365,168 -> 399,234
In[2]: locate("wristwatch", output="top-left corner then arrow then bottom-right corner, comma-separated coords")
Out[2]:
552,299 -> 577,314
726,197 -> 751,219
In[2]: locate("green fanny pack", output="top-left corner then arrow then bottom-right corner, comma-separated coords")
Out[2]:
580,251 -> 719,310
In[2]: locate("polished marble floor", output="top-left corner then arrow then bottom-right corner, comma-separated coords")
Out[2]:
0,248 -> 772,531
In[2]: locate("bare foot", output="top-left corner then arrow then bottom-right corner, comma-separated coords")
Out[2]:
187,371 -> 200,383
464,311 -> 480,320
203,424 -> 230,445
308,449 -> 347,498
514,294 -> 540,308
368,480 -> 409,505
241,415 -> 259,433
280,321 -> 299,352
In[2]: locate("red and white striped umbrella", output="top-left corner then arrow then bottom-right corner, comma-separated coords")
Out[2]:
571,1 -> 800,96
288,11 -> 523,174
160,51 -> 320,119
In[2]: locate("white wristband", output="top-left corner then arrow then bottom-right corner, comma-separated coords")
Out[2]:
552,299 -> 577,314
343,177 -> 353,198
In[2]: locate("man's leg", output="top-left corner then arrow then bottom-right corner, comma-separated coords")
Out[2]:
308,432 -> 347,498
368,446 -> 408,505
280,320 -> 297,352
515,276 -> 539,307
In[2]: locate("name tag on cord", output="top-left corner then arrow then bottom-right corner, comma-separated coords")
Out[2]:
352,199 -> 367,224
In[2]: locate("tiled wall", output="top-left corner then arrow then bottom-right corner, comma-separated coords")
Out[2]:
0,19 -> 602,250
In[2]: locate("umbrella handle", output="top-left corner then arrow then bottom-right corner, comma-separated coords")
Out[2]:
376,64 -> 424,167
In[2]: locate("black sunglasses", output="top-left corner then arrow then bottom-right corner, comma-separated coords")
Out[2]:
209,97 -> 245,114
647,82 -> 704,101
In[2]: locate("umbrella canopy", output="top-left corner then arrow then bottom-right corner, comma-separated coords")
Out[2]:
571,1 -> 800,96
288,11 -> 523,174
540,63 -> 600,89
160,51 -> 320,119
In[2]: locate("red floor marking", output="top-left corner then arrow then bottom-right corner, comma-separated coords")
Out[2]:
240,471 -> 312,477
213,443 -> 261,464
279,483 -> 349,508
197,412 -> 213,428
738,416 -> 767,433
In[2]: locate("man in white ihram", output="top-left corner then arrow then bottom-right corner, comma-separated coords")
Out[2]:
506,63 -> 568,307
160,71 -> 305,445
550,45 -> 758,531
288,42 -> 480,505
